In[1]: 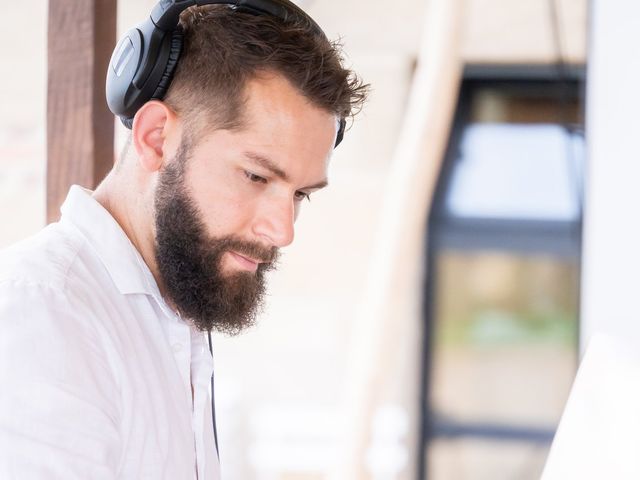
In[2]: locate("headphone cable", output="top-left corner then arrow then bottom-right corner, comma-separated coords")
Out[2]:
207,329 -> 220,458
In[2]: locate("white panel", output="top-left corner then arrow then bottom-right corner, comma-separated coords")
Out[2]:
543,334 -> 640,478
581,0 -> 640,352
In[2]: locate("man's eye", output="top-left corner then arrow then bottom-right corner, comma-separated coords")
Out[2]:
294,191 -> 311,202
244,171 -> 267,184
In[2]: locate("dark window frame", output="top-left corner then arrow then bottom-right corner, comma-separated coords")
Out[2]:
417,64 -> 585,480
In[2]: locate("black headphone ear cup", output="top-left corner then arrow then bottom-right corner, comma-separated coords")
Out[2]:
121,116 -> 134,129
151,27 -> 184,101
120,27 -> 183,129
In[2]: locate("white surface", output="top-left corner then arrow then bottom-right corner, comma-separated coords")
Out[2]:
581,0 -> 640,352
542,334 -> 640,479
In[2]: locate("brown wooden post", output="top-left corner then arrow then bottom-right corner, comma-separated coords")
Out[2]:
47,0 -> 117,223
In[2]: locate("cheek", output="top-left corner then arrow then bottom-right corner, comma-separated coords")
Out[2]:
185,166 -> 255,237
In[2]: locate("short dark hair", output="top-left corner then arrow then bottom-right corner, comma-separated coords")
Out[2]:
163,5 -> 369,135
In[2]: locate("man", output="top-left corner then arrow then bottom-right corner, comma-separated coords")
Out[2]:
0,3 -> 367,479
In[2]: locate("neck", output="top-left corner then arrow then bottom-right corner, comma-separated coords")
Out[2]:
93,170 -> 162,290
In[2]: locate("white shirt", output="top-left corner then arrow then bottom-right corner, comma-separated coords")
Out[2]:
0,186 -> 221,480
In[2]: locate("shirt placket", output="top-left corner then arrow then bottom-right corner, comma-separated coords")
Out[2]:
155,299 -> 213,479
191,330 -> 215,480
158,306 -> 198,479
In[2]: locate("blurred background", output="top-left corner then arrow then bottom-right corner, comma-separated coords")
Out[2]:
4,0 -> 634,479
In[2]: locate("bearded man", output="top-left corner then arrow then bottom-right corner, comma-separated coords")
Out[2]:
0,2 -> 367,479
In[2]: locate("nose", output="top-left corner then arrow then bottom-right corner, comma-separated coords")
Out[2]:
252,195 -> 296,248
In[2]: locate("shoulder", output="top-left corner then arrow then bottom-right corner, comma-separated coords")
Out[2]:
0,221 -> 90,291
0,234 -> 122,476
0,223 -> 104,340
0,249 -> 100,352
0,229 -> 118,396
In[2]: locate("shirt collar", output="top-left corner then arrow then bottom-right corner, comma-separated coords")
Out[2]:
59,185 -> 161,297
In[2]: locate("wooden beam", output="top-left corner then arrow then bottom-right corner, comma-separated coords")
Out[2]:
47,0 -> 117,222
328,0 -> 463,478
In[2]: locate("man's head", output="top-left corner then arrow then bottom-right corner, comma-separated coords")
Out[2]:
162,5 -> 367,140
122,5 -> 368,334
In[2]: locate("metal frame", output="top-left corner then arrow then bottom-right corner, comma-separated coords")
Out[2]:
433,218 -> 582,257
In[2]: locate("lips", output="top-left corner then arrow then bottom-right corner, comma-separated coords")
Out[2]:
228,251 -> 261,272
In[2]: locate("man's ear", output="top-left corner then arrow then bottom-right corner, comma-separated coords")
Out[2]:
131,101 -> 179,173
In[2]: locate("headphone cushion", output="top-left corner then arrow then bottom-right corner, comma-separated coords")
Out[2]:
151,27 -> 184,101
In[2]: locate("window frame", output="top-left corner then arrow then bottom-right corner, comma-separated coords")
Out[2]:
417,64 -> 586,479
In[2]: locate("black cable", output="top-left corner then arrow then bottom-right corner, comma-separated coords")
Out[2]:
207,330 -> 220,458
549,0 -> 568,94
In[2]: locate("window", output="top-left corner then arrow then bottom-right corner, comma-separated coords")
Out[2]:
419,65 -> 585,480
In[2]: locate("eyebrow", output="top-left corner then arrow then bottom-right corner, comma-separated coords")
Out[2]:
244,151 -> 329,190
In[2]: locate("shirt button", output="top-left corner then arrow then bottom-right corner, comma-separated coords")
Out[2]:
172,343 -> 183,352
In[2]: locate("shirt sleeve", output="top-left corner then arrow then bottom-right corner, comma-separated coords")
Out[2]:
0,281 -> 121,479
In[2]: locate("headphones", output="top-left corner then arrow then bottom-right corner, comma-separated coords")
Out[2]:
105,0 -> 346,147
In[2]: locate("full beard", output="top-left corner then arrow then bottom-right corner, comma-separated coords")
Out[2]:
153,145 -> 279,335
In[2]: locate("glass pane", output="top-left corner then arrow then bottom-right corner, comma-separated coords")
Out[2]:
445,123 -> 583,221
428,438 -> 550,480
429,250 -> 578,428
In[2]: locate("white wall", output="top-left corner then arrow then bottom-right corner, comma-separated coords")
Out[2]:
581,0 -> 640,352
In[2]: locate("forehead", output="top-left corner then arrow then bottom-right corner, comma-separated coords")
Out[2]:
193,73 -> 337,178
242,72 -> 337,139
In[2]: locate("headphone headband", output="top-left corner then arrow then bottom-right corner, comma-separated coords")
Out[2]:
150,1 -> 322,31
105,0 -> 345,146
